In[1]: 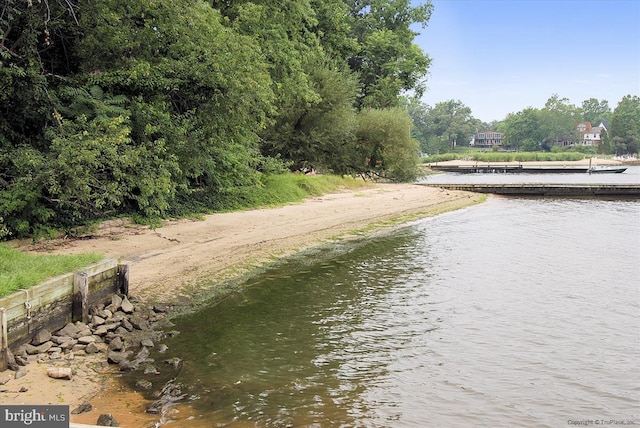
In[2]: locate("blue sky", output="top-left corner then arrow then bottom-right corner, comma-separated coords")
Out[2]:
412,0 -> 640,123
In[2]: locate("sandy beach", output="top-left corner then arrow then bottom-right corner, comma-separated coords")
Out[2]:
1,182 -> 482,426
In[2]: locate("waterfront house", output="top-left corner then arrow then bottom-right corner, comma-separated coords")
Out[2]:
471,131 -> 504,148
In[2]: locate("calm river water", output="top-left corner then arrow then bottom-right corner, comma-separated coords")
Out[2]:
142,168 -> 640,427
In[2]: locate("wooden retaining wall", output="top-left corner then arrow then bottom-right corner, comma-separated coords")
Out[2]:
0,258 -> 129,371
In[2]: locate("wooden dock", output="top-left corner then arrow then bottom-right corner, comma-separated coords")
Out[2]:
419,183 -> 640,197
428,164 -> 591,174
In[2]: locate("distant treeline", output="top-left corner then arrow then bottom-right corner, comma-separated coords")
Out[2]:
424,152 -> 586,164
0,0 -> 432,239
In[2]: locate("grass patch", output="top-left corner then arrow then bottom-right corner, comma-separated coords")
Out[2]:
167,174 -> 372,216
0,243 -> 103,298
257,174 -> 370,205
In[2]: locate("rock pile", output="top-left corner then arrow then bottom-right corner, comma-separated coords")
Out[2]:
1,293 -> 186,427
2,294 -> 173,383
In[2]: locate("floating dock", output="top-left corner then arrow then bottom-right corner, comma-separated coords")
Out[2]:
419,183 -> 640,197
428,164 -> 591,174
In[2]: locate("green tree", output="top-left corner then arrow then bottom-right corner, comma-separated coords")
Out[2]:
499,108 -> 543,150
0,0 -> 81,149
346,0 -> 433,108
78,0 -> 274,193
426,100 -> 476,150
581,98 -> 611,125
609,95 -> 640,155
538,94 -> 580,148
356,108 -> 420,181
260,61 -> 360,174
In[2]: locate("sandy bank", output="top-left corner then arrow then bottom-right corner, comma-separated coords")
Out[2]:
2,183 -> 482,426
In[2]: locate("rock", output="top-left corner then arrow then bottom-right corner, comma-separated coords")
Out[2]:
59,339 -> 78,350
121,319 -> 134,332
145,402 -> 161,414
24,342 -> 53,355
4,348 -> 17,369
93,326 -> 108,336
71,344 -> 87,353
19,386 -> 28,392
144,365 -> 159,375
46,367 -> 72,380
92,315 -> 106,327
51,335 -> 72,345
105,322 -> 122,331
15,355 -> 28,366
120,296 -> 134,314
0,375 -> 11,385
118,360 -> 137,372
75,328 -> 92,339
164,357 -> 182,369
35,341 -> 53,354
140,338 -> 154,348
106,295 -> 123,313
47,346 -> 62,354
14,367 -> 27,379
85,343 -> 100,354
90,305 -> 104,316
77,336 -> 96,345
49,351 -> 62,361
153,304 -> 170,313
129,315 -> 149,331
107,350 -> 131,365
157,344 -> 169,353
136,379 -> 153,389
110,312 -> 126,323
57,323 -> 80,338
108,336 -> 124,351
31,329 -> 52,346
114,327 -> 128,337
23,344 -> 38,355
96,413 -> 119,426
134,347 -> 153,365
71,402 -> 93,414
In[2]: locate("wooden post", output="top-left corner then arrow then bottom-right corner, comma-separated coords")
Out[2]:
1,308 -> 8,372
73,272 -> 89,323
118,264 -> 130,296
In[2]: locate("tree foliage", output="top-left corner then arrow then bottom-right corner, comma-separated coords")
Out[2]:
407,98 -> 479,154
346,0 -> 432,108
609,95 -> 640,155
1,0 -> 431,238
356,108 -> 420,181
581,98 -> 611,125
495,94 -> 635,154
499,108 -> 543,150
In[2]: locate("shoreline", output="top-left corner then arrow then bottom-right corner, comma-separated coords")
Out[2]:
2,182 -> 483,426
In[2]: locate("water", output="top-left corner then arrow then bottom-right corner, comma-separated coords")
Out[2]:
140,177 -> 640,427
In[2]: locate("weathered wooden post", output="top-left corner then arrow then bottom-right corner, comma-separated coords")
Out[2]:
118,264 -> 130,296
0,307 -> 8,372
73,271 -> 89,323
